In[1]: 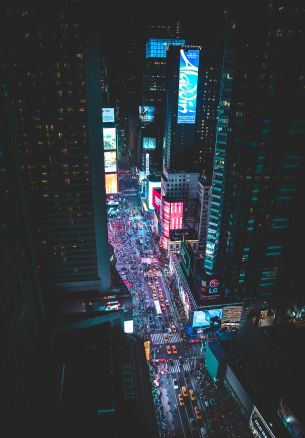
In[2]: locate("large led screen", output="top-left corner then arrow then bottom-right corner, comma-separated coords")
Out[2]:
152,188 -> 161,211
103,127 -> 116,150
105,173 -> 118,194
102,108 -> 115,123
148,180 -> 161,210
177,49 -> 200,124
192,308 -> 222,328
104,151 -> 117,173
143,137 -> 157,150
139,106 -> 155,123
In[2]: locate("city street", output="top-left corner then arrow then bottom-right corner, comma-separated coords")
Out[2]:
108,193 -> 251,438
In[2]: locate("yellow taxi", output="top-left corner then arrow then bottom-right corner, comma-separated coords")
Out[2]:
178,394 -> 184,406
194,406 -> 202,420
189,389 -> 196,401
172,345 -> 177,354
182,386 -> 189,397
166,345 -> 172,355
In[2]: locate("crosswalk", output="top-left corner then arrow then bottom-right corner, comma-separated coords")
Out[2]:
150,332 -> 182,345
168,359 -> 191,374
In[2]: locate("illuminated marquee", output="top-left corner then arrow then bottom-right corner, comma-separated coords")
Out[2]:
103,127 -> 116,150
177,49 -> 200,124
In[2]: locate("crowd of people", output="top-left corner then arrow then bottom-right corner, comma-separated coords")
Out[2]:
108,194 -> 252,437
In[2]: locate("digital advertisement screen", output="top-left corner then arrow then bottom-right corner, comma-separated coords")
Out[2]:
222,305 -> 243,324
192,309 -> 223,328
152,188 -> 161,212
177,49 -> 200,124
102,107 -> 115,123
139,106 -> 155,123
148,180 -> 161,210
105,173 -> 118,194
143,137 -> 157,150
103,127 -> 116,150
124,320 -> 134,334
170,202 -> 183,230
104,151 -> 117,173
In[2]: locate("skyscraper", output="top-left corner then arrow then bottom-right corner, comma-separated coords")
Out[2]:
139,24 -> 186,176
1,5 -> 111,295
0,84 -> 45,436
203,1 -> 305,302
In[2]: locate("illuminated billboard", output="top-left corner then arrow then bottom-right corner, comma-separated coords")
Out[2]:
146,38 -> 186,58
103,127 -> 116,150
152,188 -> 161,212
147,180 -> 161,210
102,107 -> 115,123
143,137 -> 157,150
162,200 -> 184,239
192,308 -> 222,328
222,305 -> 243,324
177,49 -> 200,124
104,151 -> 117,173
124,320 -> 134,334
105,173 -> 118,194
145,153 -> 150,176
139,106 -> 155,123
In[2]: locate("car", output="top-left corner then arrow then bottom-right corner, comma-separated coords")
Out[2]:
165,299 -> 169,306
194,406 -> 202,420
178,394 -> 185,406
164,334 -> 169,342
173,379 -> 179,390
172,345 -> 177,354
189,389 -> 197,401
171,324 -> 177,333
182,386 -> 189,397
166,345 -> 172,355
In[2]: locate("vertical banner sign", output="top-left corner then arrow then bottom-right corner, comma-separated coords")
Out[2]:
144,340 -> 150,362
177,49 -> 200,124
146,153 -> 150,176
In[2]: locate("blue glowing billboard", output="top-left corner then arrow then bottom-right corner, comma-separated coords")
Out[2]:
139,106 -> 155,123
192,308 -> 222,328
146,38 -> 186,59
102,108 -> 115,123
177,49 -> 200,124
143,137 -> 156,150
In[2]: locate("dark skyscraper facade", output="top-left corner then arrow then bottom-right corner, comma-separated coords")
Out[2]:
140,24 -> 186,175
0,84 -> 45,436
1,5 -> 111,294
203,2 -> 305,302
